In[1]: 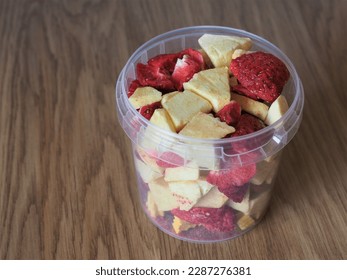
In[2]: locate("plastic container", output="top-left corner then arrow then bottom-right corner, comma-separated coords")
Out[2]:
115,26 -> 304,243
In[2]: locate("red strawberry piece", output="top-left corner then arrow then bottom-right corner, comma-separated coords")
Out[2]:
127,79 -> 141,97
232,113 -> 265,137
156,151 -> 185,168
216,100 -> 241,126
232,84 -> 259,101
230,51 -> 290,103
222,183 -> 249,203
139,101 -> 162,120
172,55 -> 202,91
136,63 -> 176,92
148,53 -> 180,74
180,48 -> 205,68
172,206 -> 234,232
206,164 -> 256,199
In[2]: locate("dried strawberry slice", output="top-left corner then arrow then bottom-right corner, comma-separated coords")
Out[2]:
221,183 -> 249,203
230,51 -> 290,103
206,164 -> 256,200
139,101 -> 162,120
180,48 -> 205,68
172,55 -> 202,91
156,151 -> 185,168
216,100 -> 241,126
127,80 -> 141,97
136,63 -> 176,92
148,53 -> 180,74
172,206 -> 234,232
232,84 -> 259,101
232,113 -> 265,137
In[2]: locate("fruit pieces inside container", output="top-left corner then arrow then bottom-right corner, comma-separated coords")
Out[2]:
128,33 -> 291,240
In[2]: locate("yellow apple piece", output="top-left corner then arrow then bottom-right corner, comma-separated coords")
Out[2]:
150,108 -> 176,133
198,34 -> 252,68
162,90 -> 212,131
168,180 -> 203,210
194,187 -> 228,208
148,177 -> 179,212
179,112 -> 235,139
172,216 -> 196,234
184,67 -> 230,112
135,158 -> 163,183
264,95 -> 289,125
164,161 -> 199,182
231,92 -> 269,121
128,86 -> 162,109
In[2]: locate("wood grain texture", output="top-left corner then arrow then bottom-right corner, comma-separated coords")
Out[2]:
0,0 -> 346,260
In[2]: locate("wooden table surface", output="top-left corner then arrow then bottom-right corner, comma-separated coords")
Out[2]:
0,0 -> 346,260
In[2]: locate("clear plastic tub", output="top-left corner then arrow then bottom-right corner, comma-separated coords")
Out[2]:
115,26 -> 304,243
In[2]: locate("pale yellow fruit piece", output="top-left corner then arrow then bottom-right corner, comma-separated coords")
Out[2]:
148,177 -> 179,212
162,90 -> 212,131
197,178 -> 214,195
194,187 -> 228,208
146,191 -> 164,218
232,49 -> 254,59
161,91 -> 180,105
179,112 -> 235,139
150,108 -> 176,133
128,86 -> 162,109
135,158 -> 163,183
231,93 -> 269,121
198,34 -> 252,68
198,48 -> 213,68
227,188 -> 250,213
137,147 -> 164,174
237,214 -> 255,230
251,159 -> 280,185
264,95 -> 289,125
164,161 -> 199,182
184,67 -> 230,112
169,180 -> 203,210
172,216 -> 196,234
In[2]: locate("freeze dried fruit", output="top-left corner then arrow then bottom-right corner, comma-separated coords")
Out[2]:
139,101 -> 162,120
216,100 -> 241,126
136,53 -> 179,92
127,79 -> 141,98
206,164 -> 256,201
172,206 -> 235,232
230,51 -> 290,103
232,113 -> 265,137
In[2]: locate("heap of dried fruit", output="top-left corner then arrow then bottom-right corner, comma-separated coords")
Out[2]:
127,33 -> 291,240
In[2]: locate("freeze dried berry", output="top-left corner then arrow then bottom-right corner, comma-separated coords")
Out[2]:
230,51 -> 290,103
180,48 -> 205,67
127,80 -> 141,98
147,53 -> 180,74
232,84 -> 259,101
172,206 -> 234,232
206,164 -> 256,200
232,113 -> 265,137
136,63 -> 176,92
139,101 -> 162,120
216,100 -> 241,126
172,55 -> 203,91
222,183 -> 249,203
156,151 -> 185,168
